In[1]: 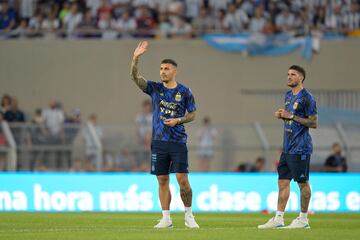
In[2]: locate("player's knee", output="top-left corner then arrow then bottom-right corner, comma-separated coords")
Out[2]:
299,183 -> 311,197
157,175 -> 169,185
177,177 -> 189,188
278,180 -> 290,190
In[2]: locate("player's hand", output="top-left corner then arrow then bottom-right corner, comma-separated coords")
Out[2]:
279,109 -> 293,120
164,118 -> 179,127
275,109 -> 283,119
133,41 -> 148,59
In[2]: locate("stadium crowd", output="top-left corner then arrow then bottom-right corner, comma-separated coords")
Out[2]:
0,0 -> 360,39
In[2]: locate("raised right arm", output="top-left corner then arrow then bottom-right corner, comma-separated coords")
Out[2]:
130,56 -> 147,91
130,41 -> 149,91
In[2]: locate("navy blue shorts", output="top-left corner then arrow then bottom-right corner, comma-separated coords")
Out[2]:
150,140 -> 189,176
277,153 -> 310,183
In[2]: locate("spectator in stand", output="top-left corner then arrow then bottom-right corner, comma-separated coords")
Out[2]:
262,19 -> 276,35
213,9 -> 226,33
313,6 -> 327,32
223,3 -> 249,33
155,0 -> 173,14
29,108 -> 49,171
294,7 -> 311,36
41,9 -> 60,35
28,9 -> 43,36
0,94 -> 12,114
184,0 -> 203,22
132,0 -> 157,10
135,99 -> 152,169
76,7 -> 97,37
63,2 -> 82,37
42,99 -> 65,169
234,163 -> 247,172
325,5 -> 345,33
171,16 -> 192,38
63,108 -> 82,169
197,117 -> 217,172
234,157 -> 266,172
323,142 -> 348,173
249,6 -> 267,33
248,157 -> 266,172
13,18 -> 28,38
112,0 -> 131,19
83,113 -> 103,171
157,12 -> 172,38
192,7 -> 214,37
114,10 -> 137,38
42,99 -> 64,142
135,5 -> 156,37
59,1 -> 71,24
343,2 -> 360,33
18,0 -> 37,20
97,9 -> 113,30
86,0 -> 101,17
0,1 -> 16,32
208,0 -> 232,14
275,7 -> 296,33
97,0 -> 112,18
3,97 -> 25,123
167,0 -> 185,25
0,112 -> 7,171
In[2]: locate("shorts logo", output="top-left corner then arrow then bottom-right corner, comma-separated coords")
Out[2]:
151,154 -> 157,172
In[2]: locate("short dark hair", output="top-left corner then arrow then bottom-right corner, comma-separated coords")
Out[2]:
161,59 -> 177,67
289,65 -> 306,82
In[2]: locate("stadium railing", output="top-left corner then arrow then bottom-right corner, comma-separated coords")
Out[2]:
1,121 -> 360,172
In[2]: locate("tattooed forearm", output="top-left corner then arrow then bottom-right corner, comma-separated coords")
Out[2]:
180,187 -> 193,207
293,115 -> 318,128
130,57 -> 147,91
179,111 -> 196,124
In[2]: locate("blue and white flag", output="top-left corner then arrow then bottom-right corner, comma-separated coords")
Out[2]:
203,33 -> 315,61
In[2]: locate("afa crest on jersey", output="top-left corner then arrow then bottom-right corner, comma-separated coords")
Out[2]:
175,92 -> 182,102
293,101 -> 298,110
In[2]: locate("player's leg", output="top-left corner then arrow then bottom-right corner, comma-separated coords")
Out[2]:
176,173 -> 192,209
157,175 -> 171,212
154,174 -> 173,228
277,179 -> 291,212
170,142 -> 199,228
258,152 -> 291,229
175,173 -> 199,228
299,182 -> 311,213
284,154 -> 311,229
151,142 -> 173,228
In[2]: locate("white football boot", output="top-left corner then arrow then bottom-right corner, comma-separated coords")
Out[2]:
154,218 -> 173,229
257,217 -> 285,229
284,217 -> 310,229
185,214 -> 200,228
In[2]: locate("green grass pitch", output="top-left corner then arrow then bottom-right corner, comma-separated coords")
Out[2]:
0,212 -> 359,240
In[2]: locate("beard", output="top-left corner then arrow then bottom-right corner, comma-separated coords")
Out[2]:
287,81 -> 298,88
161,78 -> 169,83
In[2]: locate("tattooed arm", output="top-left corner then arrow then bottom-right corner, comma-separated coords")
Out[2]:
178,111 -> 196,124
164,111 -> 196,127
130,41 -> 148,91
293,115 -> 318,129
279,109 -> 318,128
